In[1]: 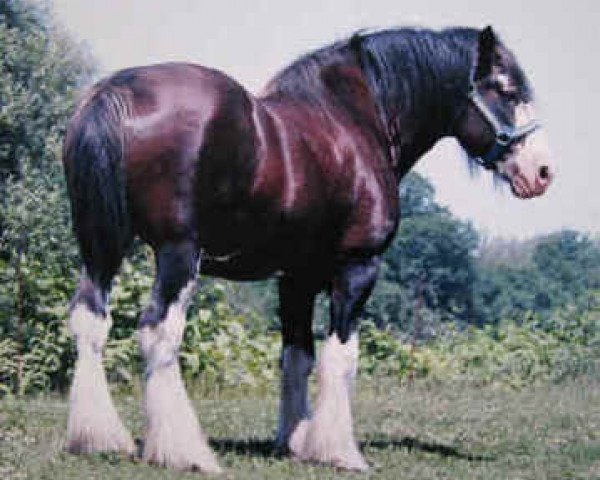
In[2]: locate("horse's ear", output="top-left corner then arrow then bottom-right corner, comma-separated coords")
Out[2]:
474,25 -> 497,80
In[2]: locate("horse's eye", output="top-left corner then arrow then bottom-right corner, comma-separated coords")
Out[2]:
489,78 -> 519,104
501,90 -> 519,104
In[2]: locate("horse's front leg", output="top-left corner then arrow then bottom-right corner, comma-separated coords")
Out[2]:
275,276 -> 317,451
137,242 -> 221,473
290,257 -> 379,471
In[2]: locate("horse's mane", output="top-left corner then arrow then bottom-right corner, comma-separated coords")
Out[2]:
262,38 -> 353,103
263,28 -> 478,110
264,27 -> 532,131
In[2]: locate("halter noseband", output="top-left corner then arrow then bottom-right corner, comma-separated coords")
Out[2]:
468,86 -> 540,170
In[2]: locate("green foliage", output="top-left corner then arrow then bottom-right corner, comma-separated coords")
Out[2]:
359,291 -> 600,389
180,304 -> 280,389
474,230 -> 600,325
0,162 -> 78,394
0,0 -> 94,395
359,321 -> 426,378
397,171 -> 441,217
0,0 -> 93,177
423,295 -> 600,388
0,338 -> 18,396
387,212 -> 478,315
428,322 -> 561,388
532,230 -> 600,305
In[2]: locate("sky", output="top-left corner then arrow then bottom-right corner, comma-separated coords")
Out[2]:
52,0 -> 600,239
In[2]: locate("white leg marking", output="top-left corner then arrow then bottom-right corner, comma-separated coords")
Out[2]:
275,346 -> 313,450
138,283 -> 221,473
289,333 -> 368,471
67,303 -> 135,455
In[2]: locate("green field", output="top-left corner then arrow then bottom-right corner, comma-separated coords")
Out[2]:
1,376 -> 599,480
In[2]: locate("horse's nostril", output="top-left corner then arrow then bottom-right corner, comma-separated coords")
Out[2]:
539,165 -> 550,180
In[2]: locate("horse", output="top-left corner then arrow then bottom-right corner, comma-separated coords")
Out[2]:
62,25 -> 553,473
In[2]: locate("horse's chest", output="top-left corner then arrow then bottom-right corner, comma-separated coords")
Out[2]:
340,184 -> 399,254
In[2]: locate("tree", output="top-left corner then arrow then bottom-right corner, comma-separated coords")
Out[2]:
472,230 -> 600,326
532,230 -> 600,304
0,0 -> 94,180
397,171 -> 442,217
0,0 -> 95,393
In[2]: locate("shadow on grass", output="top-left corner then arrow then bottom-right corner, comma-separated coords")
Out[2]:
210,438 -> 278,458
362,436 -> 495,461
208,436 -> 494,462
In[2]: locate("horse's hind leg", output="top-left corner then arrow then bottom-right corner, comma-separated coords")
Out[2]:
137,241 -> 221,473
290,258 -> 379,472
67,275 -> 135,455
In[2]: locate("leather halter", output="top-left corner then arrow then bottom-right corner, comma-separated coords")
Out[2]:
468,86 -> 540,170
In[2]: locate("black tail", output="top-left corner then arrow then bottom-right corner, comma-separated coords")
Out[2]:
63,88 -> 133,291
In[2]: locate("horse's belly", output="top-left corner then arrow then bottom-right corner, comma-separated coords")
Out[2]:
197,217 -> 336,282
199,252 -> 281,281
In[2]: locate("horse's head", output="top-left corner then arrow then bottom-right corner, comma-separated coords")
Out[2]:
454,26 -> 554,198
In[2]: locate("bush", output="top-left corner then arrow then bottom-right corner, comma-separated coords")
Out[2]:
359,321 -> 427,379
418,297 -> 600,388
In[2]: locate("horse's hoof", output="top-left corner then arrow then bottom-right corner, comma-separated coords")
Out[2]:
287,419 -> 309,455
333,453 -> 370,472
66,433 -> 136,457
145,455 -> 223,475
289,419 -> 369,472
143,436 -> 223,475
143,444 -> 223,474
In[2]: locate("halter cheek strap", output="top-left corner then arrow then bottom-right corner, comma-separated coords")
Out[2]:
468,86 -> 540,170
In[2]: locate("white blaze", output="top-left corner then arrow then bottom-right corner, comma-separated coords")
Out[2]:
498,102 -> 554,198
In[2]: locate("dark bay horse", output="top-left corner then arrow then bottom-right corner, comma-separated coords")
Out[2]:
63,26 -> 553,473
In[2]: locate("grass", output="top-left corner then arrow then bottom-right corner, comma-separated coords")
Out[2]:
1,376 -> 599,479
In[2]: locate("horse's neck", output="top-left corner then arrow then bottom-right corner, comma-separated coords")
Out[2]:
317,59 -> 463,181
394,84 -> 469,180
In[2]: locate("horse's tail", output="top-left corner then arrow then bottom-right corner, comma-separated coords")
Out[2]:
63,86 -> 133,291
